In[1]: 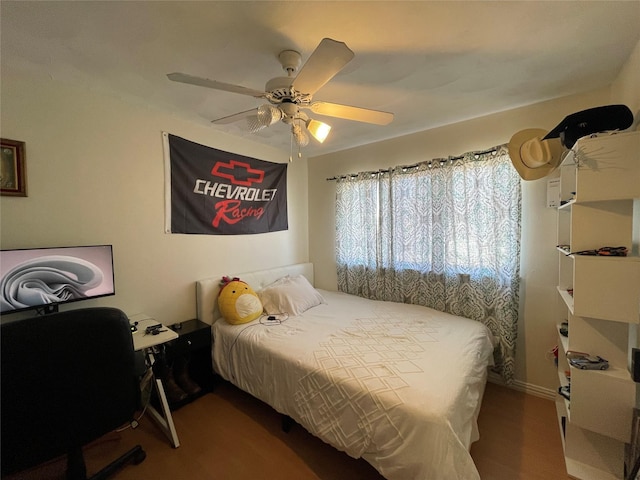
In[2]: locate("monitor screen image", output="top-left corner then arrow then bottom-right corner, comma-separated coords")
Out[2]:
0,245 -> 115,314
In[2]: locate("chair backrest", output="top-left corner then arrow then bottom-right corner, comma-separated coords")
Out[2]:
1,307 -> 138,476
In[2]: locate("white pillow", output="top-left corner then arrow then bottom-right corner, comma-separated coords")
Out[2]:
258,274 -> 325,317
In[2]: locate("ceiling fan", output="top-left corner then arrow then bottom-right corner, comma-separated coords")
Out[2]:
167,38 -> 394,148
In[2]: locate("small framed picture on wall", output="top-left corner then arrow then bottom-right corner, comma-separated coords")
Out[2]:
1,138 -> 27,197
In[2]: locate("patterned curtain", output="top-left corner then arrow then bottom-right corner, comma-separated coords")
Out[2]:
335,146 -> 521,383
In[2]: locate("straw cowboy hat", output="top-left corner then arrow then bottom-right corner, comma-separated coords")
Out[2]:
507,128 -> 563,181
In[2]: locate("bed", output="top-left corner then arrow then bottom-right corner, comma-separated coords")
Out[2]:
196,263 -> 495,480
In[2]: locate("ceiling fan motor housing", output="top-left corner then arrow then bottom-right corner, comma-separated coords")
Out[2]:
264,76 -> 311,105
265,76 -> 295,98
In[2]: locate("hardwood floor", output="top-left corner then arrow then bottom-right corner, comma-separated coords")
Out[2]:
6,380 -> 568,480
470,382 -> 568,480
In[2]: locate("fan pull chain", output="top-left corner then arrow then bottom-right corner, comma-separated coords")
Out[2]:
289,129 -> 294,162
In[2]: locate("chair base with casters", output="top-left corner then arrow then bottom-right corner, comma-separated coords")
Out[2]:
67,444 -> 146,480
1,307 -> 146,479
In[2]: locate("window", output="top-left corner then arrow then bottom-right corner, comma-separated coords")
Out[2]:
335,147 -> 521,383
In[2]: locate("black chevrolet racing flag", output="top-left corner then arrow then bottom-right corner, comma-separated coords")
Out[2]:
164,133 -> 288,235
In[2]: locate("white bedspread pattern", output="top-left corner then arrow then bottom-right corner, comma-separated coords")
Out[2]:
212,289 -> 494,480
295,312 -> 439,457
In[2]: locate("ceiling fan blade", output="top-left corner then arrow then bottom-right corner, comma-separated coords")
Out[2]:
211,109 -> 258,125
167,73 -> 266,98
308,101 -> 394,125
292,38 -> 354,96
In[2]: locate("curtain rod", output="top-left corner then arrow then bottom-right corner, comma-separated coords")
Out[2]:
325,145 -> 504,181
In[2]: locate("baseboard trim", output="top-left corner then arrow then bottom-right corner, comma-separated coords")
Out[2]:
487,372 -> 556,400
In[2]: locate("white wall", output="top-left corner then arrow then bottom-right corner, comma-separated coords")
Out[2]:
307,36 -> 640,392
0,73 -> 309,325
611,39 -> 640,353
612,37 -> 640,121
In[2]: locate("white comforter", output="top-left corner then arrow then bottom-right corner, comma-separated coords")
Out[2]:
212,289 -> 494,480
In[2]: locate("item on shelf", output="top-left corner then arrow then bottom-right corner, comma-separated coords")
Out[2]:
542,104 -> 634,149
572,246 -> 628,257
567,352 -> 609,370
559,192 -> 576,206
566,288 -> 573,297
557,244 -> 571,254
560,322 -> 569,337
596,246 -> 628,256
559,385 -> 571,401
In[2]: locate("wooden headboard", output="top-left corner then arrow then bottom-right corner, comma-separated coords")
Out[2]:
195,263 -> 314,325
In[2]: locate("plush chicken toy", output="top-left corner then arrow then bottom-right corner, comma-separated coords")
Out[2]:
218,276 -> 263,325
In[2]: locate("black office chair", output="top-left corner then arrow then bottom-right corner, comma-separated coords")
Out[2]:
1,307 -> 146,479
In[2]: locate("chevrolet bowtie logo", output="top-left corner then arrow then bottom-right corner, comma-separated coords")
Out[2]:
211,160 -> 264,186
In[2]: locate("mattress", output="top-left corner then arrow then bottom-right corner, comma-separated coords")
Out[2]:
211,288 -> 494,480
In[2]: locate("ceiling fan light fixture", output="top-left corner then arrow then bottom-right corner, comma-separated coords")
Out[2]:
256,104 -> 282,126
247,104 -> 283,132
247,115 -> 267,133
306,119 -> 331,143
291,122 -> 309,147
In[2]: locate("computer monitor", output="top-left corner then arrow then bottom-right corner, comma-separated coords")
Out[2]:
0,245 -> 115,315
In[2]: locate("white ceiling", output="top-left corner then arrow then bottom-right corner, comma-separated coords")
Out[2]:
2,1 -> 639,157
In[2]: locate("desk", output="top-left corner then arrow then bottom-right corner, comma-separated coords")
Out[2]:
129,314 -> 180,448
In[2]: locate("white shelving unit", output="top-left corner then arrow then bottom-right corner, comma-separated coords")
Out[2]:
555,130 -> 640,480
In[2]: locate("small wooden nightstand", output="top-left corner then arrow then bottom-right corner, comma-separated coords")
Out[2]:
167,319 -> 215,403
